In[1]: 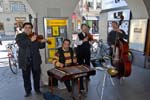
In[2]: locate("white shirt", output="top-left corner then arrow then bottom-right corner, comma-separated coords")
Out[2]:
75,32 -> 86,46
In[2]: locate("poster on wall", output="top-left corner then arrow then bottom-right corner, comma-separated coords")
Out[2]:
48,49 -> 57,62
56,37 -> 63,48
60,27 -> 65,34
102,0 -> 127,10
107,9 -> 131,40
44,17 -> 68,63
52,26 -> 59,36
47,37 -> 56,62
47,37 -> 56,48
129,19 -> 148,52
47,28 -> 51,34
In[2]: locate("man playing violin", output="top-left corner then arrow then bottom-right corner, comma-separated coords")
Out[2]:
76,24 -> 91,67
15,22 -> 47,97
75,24 -> 93,88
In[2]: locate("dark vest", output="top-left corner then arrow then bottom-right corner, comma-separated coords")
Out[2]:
77,32 -> 90,51
57,47 -> 74,66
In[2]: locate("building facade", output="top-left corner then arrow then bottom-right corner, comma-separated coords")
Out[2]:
0,0 -> 35,36
72,0 -> 101,34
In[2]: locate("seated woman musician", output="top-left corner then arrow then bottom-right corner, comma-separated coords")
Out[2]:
52,39 -> 85,95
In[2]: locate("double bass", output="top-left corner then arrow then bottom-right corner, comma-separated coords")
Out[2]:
112,38 -> 131,77
111,16 -> 131,78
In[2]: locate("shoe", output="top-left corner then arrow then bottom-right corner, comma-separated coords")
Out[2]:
69,92 -> 75,100
80,90 -> 87,97
87,77 -> 90,81
24,92 -> 31,97
69,92 -> 73,97
35,90 -> 42,94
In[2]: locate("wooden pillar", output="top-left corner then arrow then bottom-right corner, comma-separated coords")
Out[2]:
144,18 -> 150,68
145,19 -> 150,56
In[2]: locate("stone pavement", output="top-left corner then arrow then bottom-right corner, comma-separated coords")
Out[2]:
0,64 -> 150,100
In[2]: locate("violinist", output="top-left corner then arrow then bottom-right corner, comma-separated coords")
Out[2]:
15,22 -> 46,97
76,24 -> 94,78
76,24 -> 91,66
75,23 -> 91,93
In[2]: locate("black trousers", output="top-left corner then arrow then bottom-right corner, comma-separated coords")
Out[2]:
64,80 -> 73,92
77,50 -> 91,66
64,79 -> 84,92
77,49 -> 91,65
77,50 -> 91,90
22,64 -> 41,93
109,47 -> 113,65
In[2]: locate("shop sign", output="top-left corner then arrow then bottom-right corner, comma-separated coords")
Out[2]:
47,19 -> 67,26
15,17 -> 26,21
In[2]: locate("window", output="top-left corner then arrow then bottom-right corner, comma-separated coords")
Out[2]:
96,0 -> 101,9
87,0 -> 94,9
0,1 -> 3,12
0,23 -> 4,31
10,1 -> 26,12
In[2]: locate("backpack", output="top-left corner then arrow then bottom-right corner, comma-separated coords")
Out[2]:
43,91 -> 64,100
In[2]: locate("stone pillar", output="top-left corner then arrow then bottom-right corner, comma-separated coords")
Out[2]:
27,0 -> 79,85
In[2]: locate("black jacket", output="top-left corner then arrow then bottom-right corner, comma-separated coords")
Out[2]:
15,32 -> 45,70
107,29 -> 128,46
77,32 -> 90,52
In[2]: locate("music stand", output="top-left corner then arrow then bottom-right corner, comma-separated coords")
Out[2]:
95,59 -> 115,100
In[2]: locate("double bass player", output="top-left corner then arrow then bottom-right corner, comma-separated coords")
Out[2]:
107,21 -> 128,65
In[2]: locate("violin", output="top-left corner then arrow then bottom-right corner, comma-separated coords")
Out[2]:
28,32 -> 51,44
85,32 -> 94,41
